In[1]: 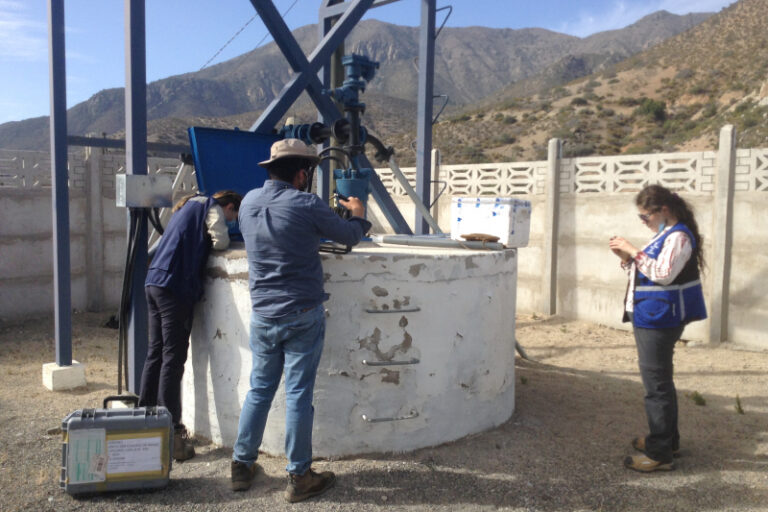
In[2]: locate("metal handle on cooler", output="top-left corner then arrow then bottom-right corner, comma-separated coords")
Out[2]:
361,409 -> 419,423
103,395 -> 139,409
361,358 -> 420,366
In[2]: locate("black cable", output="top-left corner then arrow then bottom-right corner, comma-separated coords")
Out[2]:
117,209 -> 144,393
149,208 -> 164,235
319,145 -> 354,162
319,155 -> 346,168
117,211 -> 137,394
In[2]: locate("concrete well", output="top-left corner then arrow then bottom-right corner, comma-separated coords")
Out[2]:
182,243 -> 518,457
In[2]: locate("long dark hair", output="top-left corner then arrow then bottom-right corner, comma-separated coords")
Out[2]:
635,185 -> 705,271
172,190 -> 242,213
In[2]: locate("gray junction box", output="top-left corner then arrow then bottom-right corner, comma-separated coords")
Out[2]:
60,396 -> 173,495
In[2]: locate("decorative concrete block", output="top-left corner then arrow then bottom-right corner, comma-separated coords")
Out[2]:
42,361 -> 87,391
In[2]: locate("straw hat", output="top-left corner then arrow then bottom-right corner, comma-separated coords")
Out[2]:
258,139 -> 319,166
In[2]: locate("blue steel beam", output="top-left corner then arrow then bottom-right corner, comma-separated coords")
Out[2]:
48,0 -> 72,367
414,0 -> 436,234
125,0 -> 149,394
248,0 -> 373,132
250,0 -> 412,234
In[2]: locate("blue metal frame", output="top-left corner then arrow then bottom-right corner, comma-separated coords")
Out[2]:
124,0 -> 149,393
46,0 -> 439,388
252,0 -> 414,234
48,0 -> 72,367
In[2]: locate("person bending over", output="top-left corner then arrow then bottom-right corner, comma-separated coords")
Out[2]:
140,190 -> 242,461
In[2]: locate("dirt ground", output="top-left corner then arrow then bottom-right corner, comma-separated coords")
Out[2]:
1,311 -> 767,512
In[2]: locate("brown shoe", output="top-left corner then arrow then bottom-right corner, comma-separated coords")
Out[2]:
623,454 -> 674,473
632,437 -> 681,457
285,468 -> 336,503
173,426 -> 196,461
231,460 -> 259,491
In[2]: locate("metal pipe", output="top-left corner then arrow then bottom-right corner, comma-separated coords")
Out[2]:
362,409 -> 419,423
387,156 -> 443,234
372,234 -> 505,251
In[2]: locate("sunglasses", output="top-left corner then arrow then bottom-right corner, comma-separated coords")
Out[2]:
637,209 -> 660,223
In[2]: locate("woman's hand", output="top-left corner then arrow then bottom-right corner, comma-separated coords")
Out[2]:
609,236 -> 637,262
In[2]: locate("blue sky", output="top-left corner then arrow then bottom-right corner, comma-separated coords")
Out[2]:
0,0 -> 735,125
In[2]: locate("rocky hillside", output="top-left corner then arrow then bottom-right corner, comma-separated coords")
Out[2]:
402,0 -> 768,165
0,11 -> 712,152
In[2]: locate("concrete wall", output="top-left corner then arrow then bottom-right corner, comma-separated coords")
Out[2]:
371,128 -> 768,349
0,148 -> 183,321
728,193 -> 768,349
3,126 -> 767,350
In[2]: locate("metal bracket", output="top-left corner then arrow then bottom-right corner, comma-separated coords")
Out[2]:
361,409 -> 419,423
364,306 -> 420,313
362,358 -> 420,366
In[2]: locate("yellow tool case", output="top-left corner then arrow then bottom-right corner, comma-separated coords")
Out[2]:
59,395 -> 173,495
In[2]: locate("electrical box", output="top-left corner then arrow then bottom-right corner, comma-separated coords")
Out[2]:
450,197 -> 531,248
116,174 -> 173,208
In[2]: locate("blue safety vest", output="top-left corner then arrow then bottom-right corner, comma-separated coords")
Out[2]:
632,223 -> 707,329
146,196 -> 216,303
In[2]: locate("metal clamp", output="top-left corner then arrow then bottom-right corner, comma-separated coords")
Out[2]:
362,358 -> 420,366
364,307 -> 421,313
361,409 -> 419,423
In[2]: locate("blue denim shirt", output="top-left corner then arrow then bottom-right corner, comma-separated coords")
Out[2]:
239,179 -> 372,318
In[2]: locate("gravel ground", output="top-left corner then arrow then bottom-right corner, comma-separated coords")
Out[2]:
1,311 -> 767,512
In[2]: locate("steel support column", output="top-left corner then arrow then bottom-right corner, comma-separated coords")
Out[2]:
125,0 -> 149,393
48,0 -> 72,367
414,0 -> 436,234
317,0 -> 346,203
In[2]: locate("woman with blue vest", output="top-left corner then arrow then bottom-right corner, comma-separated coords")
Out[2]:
609,184 -> 706,473
139,190 -> 242,461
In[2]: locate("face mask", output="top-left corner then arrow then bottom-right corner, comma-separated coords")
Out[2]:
657,220 -> 666,234
226,219 -> 239,234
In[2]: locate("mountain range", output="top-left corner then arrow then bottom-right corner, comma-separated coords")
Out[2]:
0,9 -> 713,156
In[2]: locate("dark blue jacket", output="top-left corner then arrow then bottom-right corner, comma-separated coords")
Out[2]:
632,223 -> 707,329
145,196 -> 216,304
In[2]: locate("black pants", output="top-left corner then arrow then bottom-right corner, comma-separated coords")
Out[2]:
633,321 -> 685,463
139,285 -> 194,427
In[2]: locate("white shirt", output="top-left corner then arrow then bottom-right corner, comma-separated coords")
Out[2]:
622,226 -> 693,313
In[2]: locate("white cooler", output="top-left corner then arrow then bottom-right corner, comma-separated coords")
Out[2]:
450,197 -> 531,248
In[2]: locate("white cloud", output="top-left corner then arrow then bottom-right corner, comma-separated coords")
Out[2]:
556,0 -> 733,38
0,0 -> 47,60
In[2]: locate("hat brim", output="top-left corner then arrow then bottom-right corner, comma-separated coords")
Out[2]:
258,153 -> 320,167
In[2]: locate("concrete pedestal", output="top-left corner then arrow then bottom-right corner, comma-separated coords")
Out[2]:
43,360 -> 86,391
182,242 -> 518,456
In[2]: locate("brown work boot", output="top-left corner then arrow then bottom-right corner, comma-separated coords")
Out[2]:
623,454 -> 674,473
231,460 -> 259,491
632,437 -> 681,458
284,468 -> 336,503
173,426 -> 196,461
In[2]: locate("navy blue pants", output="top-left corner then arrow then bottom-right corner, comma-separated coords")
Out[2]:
139,285 -> 194,427
633,321 -> 685,463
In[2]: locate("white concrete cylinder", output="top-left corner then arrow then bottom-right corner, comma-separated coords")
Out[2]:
183,243 -> 518,457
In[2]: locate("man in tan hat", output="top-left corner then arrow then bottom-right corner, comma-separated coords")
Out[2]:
230,138 -> 370,502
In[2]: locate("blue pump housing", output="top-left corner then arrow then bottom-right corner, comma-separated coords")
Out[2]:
333,168 -> 372,205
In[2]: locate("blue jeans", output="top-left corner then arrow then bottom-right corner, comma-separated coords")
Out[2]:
233,305 -> 325,475
633,318 -> 684,463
